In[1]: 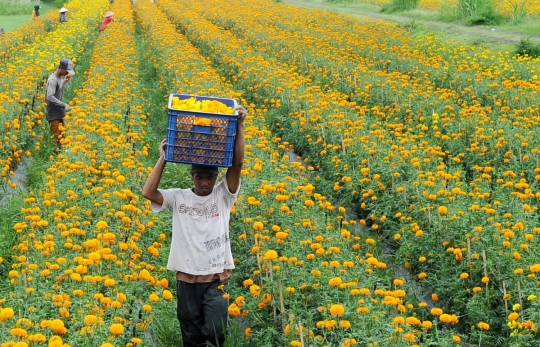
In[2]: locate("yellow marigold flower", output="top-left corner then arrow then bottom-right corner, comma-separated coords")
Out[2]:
276,232 -> 287,239
249,285 -> 261,296
228,303 -> 241,316
438,206 -> 448,215
235,296 -> 245,307
393,316 -> 405,324
357,307 -> 370,314
431,308 -> 443,316
330,261 -> 340,268
10,327 -> 28,338
406,316 -> 420,325
245,327 -> 252,337
329,304 -> 345,316
329,277 -> 343,287
84,315 -> 98,326
149,293 -> 159,302
422,320 -> 433,329
508,312 -> 519,321
339,320 -> 351,328
96,221 -> 108,230
163,290 -> 173,301
440,314 -> 452,323
0,307 -> 15,320
142,304 -> 152,312
110,323 -> 125,335
264,250 -> 278,261
403,333 -> 416,342
252,221 -> 264,231
477,322 -> 490,330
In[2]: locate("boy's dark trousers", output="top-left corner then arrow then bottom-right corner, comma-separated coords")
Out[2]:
177,280 -> 229,347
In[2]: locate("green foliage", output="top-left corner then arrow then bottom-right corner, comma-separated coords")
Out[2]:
43,18 -> 53,32
507,0 -> 528,23
381,0 -> 419,13
514,38 -> 540,58
457,0 -> 504,25
399,19 -> 424,33
325,0 -> 358,4
0,0 -> 34,16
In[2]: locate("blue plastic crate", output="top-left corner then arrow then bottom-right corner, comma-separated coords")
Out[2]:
165,94 -> 238,167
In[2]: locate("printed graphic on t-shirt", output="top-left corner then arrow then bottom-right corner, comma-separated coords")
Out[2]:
178,202 -> 219,218
209,251 -> 229,268
205,233 -> 230,251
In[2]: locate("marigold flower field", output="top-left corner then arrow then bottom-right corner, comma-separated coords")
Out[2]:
0,0 -> 539,346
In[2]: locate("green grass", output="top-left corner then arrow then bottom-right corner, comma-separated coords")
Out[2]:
0,14 -> 30,32
0,1 -> 60,32
497,16 -> 540,36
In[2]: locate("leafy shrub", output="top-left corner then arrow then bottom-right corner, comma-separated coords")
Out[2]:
514,38 -> 540,58
43,18 -> 54,32
458,0 -> 504,25
399,19 -> 424,33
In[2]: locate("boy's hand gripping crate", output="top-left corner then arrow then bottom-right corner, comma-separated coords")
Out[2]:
165,94 -> 238,167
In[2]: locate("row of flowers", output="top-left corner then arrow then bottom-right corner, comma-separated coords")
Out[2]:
156,0 -> 540,344
0,0 -> 172,346
147,0 -> 472,345
0,6 -> 67,59
0,0 -> 106,191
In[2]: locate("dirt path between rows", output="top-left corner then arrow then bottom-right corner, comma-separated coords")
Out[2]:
285,0 -> 540,45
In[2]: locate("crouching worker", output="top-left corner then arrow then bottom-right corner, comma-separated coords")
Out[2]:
99,11 -> 114,31
46,58 -> 74,150
142,105 -> 247,347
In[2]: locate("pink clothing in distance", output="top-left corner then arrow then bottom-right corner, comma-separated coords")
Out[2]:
99,17 -> 113,31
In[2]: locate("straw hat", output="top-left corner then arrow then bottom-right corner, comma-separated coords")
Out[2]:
59,7 -> 68,13
104,11 -> 114,18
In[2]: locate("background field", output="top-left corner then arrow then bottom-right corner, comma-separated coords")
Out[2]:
1,0 -> 539,346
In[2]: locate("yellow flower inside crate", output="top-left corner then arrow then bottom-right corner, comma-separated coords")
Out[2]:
171,96 -> 235,114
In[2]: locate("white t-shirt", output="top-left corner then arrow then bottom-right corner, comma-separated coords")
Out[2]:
151,179 -> 239,275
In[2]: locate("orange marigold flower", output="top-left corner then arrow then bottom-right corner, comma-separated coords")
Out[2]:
329,304 -> 345,316
477,322 -> 490,330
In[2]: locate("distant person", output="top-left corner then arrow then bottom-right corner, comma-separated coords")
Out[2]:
46,58 -> 75,150
59,7 -> 68,23
32,5 -> 41,21
99,11 -> 114,32
0,28 -> 4,36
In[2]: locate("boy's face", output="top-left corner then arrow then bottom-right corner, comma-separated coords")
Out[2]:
192,172 -> 218,196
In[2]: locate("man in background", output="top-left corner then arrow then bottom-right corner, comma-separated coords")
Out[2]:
45,58 -> 74,151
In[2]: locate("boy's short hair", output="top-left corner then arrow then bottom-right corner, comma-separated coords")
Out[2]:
190,164 -> 219,175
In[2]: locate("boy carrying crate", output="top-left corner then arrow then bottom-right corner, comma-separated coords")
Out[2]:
142,101 -> 247,347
